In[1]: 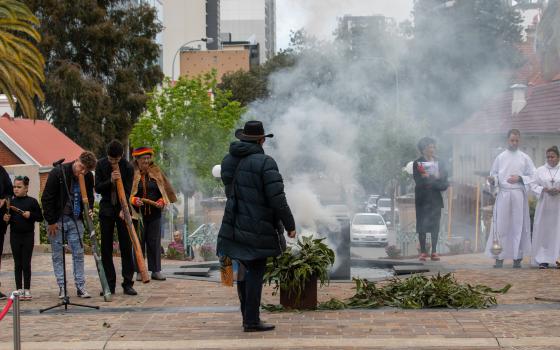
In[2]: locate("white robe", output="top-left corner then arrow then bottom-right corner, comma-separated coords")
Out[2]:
485,149 -> 535,260
530,163 -> 560,265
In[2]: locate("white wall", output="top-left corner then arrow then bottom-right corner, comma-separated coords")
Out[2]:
162,0 -> 207,79
0,95 -> 14,117
452,133 -> 560,186
221,0 -> 275,63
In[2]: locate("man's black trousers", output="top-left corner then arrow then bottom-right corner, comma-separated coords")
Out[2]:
237,258 -> 267,326
100,214 -> 134,290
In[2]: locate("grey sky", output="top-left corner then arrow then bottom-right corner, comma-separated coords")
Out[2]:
275,0 -> 414,50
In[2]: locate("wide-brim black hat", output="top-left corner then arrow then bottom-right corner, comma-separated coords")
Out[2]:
235,120 -> 274,141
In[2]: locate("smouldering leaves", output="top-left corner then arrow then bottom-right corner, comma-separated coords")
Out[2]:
316,273 -> 511,310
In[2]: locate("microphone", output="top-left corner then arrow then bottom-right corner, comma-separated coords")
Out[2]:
52,158 -> 65,167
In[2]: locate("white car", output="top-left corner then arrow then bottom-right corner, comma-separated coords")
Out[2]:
350,213 -> 388,246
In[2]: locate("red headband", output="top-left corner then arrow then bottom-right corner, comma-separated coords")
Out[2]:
132,147 -> 154,158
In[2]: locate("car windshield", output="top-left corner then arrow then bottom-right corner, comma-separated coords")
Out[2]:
353,215 -> 384,225
377,199 -> 391,207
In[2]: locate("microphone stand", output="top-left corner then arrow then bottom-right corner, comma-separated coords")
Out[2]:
40,161 -> 98,313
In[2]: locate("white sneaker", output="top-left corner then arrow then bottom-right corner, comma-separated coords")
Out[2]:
77,287 -> 91,298
23,289 -> 32,301
58,287 -> 65,299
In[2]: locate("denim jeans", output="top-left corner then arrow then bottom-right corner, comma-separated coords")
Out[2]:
49,215 -> 86,289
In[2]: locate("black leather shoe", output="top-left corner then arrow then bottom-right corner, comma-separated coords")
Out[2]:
243,322 -> 275,332
123,286 -> 138,296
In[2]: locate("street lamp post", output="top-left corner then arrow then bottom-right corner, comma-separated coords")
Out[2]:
358,56 -> 400,233
171,37 -> 214,82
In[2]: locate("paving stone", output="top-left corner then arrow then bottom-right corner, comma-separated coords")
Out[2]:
0,252 -> 560,348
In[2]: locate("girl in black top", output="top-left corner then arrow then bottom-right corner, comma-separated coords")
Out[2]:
3,176 -> 43,300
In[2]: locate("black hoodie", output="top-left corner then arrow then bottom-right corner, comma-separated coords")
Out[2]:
41,162 -> 94,225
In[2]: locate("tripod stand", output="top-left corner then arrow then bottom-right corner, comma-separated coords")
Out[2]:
40,160 -> 98,313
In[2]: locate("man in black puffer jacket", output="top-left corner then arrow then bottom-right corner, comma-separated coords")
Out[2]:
217,120 -> 296,333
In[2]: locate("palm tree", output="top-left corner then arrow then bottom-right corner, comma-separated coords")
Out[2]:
0,0 -> 44,119
536,0 -> 560,81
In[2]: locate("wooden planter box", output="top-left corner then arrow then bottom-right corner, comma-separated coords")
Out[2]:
279,275 -> 317,310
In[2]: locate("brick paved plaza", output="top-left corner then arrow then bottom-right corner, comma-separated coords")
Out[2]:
0,252 -> 559,349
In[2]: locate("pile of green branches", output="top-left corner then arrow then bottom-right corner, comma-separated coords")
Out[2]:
317,273 -> 511,310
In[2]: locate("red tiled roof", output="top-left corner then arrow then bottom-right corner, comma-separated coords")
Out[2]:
448,81 -> 560,134
0,114 -> 84,167
447,90 -> 513,134
513,37 -> 546,86
514,81 -> 560,132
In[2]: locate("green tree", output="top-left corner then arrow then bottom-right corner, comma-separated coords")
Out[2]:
410,0 -> 523,132
24,0 -> 162,154
218,50 -> 297,106
537,0 -> 560,81
359,113 -> 426,194
0,0 -> 44,119
129,71 -> 245,195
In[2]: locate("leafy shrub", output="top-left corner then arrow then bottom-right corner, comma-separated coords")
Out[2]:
385,245 -> 401,258
200,244 -> 216,261
166,247 -> 185,260
264,236 -> 335,303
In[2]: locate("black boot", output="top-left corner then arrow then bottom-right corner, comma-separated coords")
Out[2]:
123,285 -> 138,295
243,321 -> 275,332
513,259 -> 522,268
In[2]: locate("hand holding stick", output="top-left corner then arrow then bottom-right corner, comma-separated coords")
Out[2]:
140,198 -> 165,209
79,174 -> 112,302
111,163 -> 150,283
78,174 -> 112,301
9,205 -> 24,215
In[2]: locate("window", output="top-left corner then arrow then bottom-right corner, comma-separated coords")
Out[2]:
353,215 -> 384,225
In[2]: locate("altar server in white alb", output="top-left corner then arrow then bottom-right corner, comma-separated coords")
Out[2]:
485,129 -> 535,268
530,146 -> 560,269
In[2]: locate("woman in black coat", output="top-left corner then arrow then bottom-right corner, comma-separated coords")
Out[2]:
413,137 -> 449,261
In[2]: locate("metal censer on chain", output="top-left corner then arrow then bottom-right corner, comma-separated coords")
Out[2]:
489,177 -> 503,257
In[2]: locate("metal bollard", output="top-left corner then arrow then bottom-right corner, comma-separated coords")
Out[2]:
12,291 -> 21,350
